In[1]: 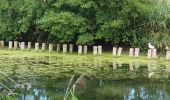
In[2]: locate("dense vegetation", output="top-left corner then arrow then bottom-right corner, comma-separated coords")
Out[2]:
0,0 -> 170,51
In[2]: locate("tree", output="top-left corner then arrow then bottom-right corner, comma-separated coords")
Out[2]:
0,0 -> 169,51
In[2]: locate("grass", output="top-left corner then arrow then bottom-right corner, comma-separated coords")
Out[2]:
0,47 -> 169,65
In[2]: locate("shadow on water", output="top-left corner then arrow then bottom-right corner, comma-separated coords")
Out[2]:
0,56 -> 170,100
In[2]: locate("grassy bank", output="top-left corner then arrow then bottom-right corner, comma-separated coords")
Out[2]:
0,47 -> 169,64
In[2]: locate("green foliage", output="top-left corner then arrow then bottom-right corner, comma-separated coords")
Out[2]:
149,1 -> 170,50
0,0 -> 169,51
77,34 -> 94,45
37,11 -> 86,43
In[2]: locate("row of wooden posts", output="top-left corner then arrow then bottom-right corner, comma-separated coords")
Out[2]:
0,40 -> 170,60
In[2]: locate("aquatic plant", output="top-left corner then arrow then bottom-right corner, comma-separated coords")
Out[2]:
64,75 -> 78,100
0,71 -> 17,100
64,74 -> 93,100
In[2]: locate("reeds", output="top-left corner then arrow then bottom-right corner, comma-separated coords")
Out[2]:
0,71 -> 17,100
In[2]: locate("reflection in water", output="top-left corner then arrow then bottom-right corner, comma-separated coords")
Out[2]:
118,62 -> 122,67
129,61 -> 134,71
112,61 -> 140,71
112,62 -> 117,70
129,61 -> 140,71
147,61 -> 157,78
123,86 -> 169,100
112,62 -> 124,70
93,57 -> 102,67
166,64 -> 170,73
99,80 -> 103,87
17,82 -> 50,100
1,57 -> 170,100
97,58 -> 102,67
134,61 -> 139,69
93,57 -> 98,67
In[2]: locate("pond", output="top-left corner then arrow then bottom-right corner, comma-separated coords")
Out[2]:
0,56 -> 170,100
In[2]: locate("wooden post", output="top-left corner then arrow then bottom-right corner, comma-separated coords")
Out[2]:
147,49 -> 152,58
57,44 -> 60,52
21,42 -> 25,51
129,48 -> 134,57
28,42 -> 31,51
112,47 -> 117,56
69,44 -> 73,53
78,45 -> 83,54
0,41 -> 4,47
63,44 -> 67,53
49,44 -> 53,53
42,43 -> 46,52
166,51 -> 170,60
152,49 -> 157,58
117,47 -> 122,56
93,46 -> 98,55
83,45 -> 87,55
35,43 -> 39,51
14,41 -> 18,50
134,48 -> 140,57
98,46 -> 102,55
9,41 -> 13,50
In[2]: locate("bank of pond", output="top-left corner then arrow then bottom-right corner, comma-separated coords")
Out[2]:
0,41 -> 170,60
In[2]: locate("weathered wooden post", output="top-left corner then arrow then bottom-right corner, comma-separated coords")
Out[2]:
129,48 -> 134,57
69,44 -> 73,53
134,48 -> 140,57
93,46 -> 98,55
98,46 -> 102,55
147,49 -> 152,58
152,49 -> 157,58
14,41 -> 18,50
63,44 -> 67,53
166,51 -> 170,60
21,42 -> 25,51
9,41 -> 13,50
42,43 -> 46,52
78,45 -> 83,54
35,43 -> 39,51
57,44 -> 60,52
28,42 -> 31,51
0,41 -> 4,47
83,45 -> 88,55
117,47 -> 122,56
112,47 -> 117,56
49,44 -> 53,53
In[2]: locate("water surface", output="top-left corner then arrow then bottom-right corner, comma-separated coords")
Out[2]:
0,56 -> 170,100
